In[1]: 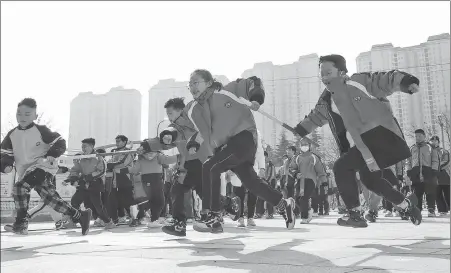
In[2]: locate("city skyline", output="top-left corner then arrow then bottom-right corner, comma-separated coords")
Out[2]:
1,2 -> 450,145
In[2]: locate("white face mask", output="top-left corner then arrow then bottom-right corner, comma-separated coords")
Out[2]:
300,146 -> 309,152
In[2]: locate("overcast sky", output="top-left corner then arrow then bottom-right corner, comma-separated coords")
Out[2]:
1,1 -> 450,140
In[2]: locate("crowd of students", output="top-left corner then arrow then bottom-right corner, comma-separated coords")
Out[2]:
2,54 -> 449,237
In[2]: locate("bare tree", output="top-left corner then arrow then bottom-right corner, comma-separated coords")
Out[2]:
321,136 -> 341,170
437,111 -> 451,149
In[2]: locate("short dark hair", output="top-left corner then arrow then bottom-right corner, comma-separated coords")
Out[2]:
264,151 -> 268,157
414,129 -> 425,135
18,98 -> 37,108
282,154 -> 289,159
287,146 -> 297,153
82,138 -> 95,146
430,135 -> 440,142
116,135 -> 128,142
164,97 -> 185,110
96,148 -> 106,154
319,54 -> 348,73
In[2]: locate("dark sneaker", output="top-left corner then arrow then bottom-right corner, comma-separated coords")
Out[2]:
324,211 -> 330,215
405,194 -> 422,225
225,196 -> 242,221
193,212 -> 223,233
79,209 -> 92,235
399,210 -> 409,221
365,210 -> 378,223
279,198 -> 296,230
162,218 -> 186,237
4,224 -> 13,232
55,220 -> 64,230
129,219 -> 141,227
338,208 -> 347,214
318,212 -> 324,216
337,210 -> 368,228
12,220 -> 29,235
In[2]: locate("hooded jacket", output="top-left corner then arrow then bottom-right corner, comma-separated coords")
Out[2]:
295,70 -> 419,170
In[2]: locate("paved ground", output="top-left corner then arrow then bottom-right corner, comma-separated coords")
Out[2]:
1,212 -> 449,273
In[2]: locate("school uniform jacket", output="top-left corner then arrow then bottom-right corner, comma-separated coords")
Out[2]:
0,123 -> 66,180
295,71 -> 419,170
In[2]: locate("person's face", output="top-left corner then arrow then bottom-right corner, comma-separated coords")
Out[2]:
300,139 -> 310,153
16,105 -> 38,128
286,149 -> 294,157
320,61 -> 341,87
81,143 -> 94,154
116,138 -> 126,148
415,133 -> 425,143
166,107 -> 182,123
430,139 -> 439,147
189,73 -> 211,99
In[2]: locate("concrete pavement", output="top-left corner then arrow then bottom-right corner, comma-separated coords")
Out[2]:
1,212 -> 449,273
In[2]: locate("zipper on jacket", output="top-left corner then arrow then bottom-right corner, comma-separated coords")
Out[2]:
321,101 -> 342,152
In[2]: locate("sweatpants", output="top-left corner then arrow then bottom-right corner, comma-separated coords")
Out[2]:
203,130 -> 283,212
311,187 -> 319,213
171,159 -> 203,221
286,176 -> 300,215
108,187 -> 134,221
296,179 -> 316,219
333,146 -> 405,210
436,171 -> 450,213
256,178 -> 276,216
135,173 -> 164,222
71,185 -> 110,223
412,182 -> 437,212
13,168 -> 80,222
317,184 -> 330,214
161,181 -> 173,217
234,186 -> 257,218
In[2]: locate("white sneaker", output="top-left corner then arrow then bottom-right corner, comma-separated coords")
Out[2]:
187,218 -> 194,224
117,217 -> 129,224
439,212 -> 448,216
312,212 -> 319,217
394,211 -> 400,217
237,217 -> 245,227
247,218 -> 256,227
300,218 -> 311,224
93,218 -> 105,227
147,219 -> 165,228
385,211 -> 393,217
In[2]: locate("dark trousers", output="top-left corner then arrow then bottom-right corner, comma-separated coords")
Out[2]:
108,186 -> 134,220
311,187 -> 319,213
436,185 -> 450,213
71,187 -> 110,223
296,179 -> 316,219
412,182 -> 437,212
160,181 -> 173,217
135,173 -> 164,222
256,179 -> 276,216
171,159 -> 203,221
286,176 -> 300,215
234,186 -> 257,218
318,184 -> 330,214
333,146 -> 405,210
203,130 -> 283,212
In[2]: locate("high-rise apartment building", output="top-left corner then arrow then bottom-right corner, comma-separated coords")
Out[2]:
241,54 -> 331,148
356,33 -> 450,145
68,86 -> 142,151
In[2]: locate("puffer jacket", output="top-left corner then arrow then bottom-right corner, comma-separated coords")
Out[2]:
295,70 -> 419,170
128,152 -> 178,175
296,152 -> 328,187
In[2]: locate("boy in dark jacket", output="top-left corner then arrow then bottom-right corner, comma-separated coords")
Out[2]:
294,55 -> 422,228
1,98 -> 91,235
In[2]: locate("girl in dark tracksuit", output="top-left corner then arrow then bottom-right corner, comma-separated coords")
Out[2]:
128,151 -> 178,227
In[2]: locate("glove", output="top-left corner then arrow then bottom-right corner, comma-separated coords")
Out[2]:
187,135 -> 201,154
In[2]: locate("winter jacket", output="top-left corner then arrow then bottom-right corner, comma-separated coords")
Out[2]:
0,123 -> 66,180
296,152 -> 328,187
437,147 -> 450,185
407,142 -> 439,181
128,152 -> 178,175
107,146 -> 134,188
68,153 -> 106,191
185,77 -> 265,155
265,161 -> 276,181
284,155 -> 299,182
295,71 -> 419,170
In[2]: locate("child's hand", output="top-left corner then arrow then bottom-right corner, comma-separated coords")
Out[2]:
3,166 -> 13,173
188,147 -> 197,155
408,83 -> 419,94
249,101 -> 261,111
